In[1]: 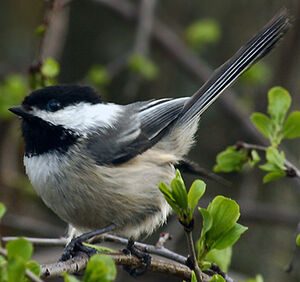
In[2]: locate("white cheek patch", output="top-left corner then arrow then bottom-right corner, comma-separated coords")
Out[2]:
32,103 -> 122,134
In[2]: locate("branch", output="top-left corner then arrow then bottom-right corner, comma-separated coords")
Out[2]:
2,236 -> 66,246
40,251 -> 202,280
29,0 -> 72,82
124,0 -> 157,99
2,234 -> 186,264
237,141 -> 300,179
2,234 -> 236,281
40,0 -> 71,61
0,247 -> 43,282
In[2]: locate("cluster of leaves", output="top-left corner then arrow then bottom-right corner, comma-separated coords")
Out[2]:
0,203 -> 41,282
197,196 -> 247,269
159,171 -> 247,280
186,19 -> 221,52
159,170 -> 206,228
214,87 -> 300,183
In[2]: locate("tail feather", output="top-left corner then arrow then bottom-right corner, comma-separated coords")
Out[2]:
177,9 -> 290,125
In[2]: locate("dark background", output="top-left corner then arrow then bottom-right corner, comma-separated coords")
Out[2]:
0,0 -> 300,281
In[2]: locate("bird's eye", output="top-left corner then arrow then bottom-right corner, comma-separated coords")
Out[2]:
46,99 -> 61,112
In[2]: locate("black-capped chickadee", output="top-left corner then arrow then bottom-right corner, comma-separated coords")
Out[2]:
9,11 -> 289,259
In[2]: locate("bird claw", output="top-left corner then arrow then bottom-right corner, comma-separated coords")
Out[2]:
59,239 -> 97,262
122,238 -> 152,277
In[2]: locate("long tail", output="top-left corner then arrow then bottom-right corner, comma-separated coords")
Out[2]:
177,9 -> 290,125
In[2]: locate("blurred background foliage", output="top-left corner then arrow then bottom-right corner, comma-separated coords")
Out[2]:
0,0 -> 299,281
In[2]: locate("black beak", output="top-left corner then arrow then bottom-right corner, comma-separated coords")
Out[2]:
8,106 -> 33,119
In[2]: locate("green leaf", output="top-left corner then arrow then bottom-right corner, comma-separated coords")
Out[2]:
282,111 -> 300,139
0,255 -> 8,282
267,87 -> 291,125
87,65 -> 111,87
214,146 -> 247,172
263,171 -> 286,183
158,182 -> 181,215
259,147 -> 286,176
35,24 -> 46,36
201,261 -> 212,271
296,234 -> 300,247
6,238 -> 33,261
62,273 -> 81,282
249,150 -> 261,167
26,261 -> 40,276
171,178 -> 188,210
83,254 -> 116,282
22,261 -> 41,282
199,208 -> 213,239
190,271 -> 197,282
186,19 -> 221,51
7,257 -> 26,282
210,274 -> 226,282
250,112 -> 273,139
158,182 -> 174,200
0,203 -> 6,220
41,58 -> 60,78
206,196 -> 240,243
205,247 -> 232,272
212,223 -> 248,250
188,180 -> 206,215
246,274 -> 264,282
83,243 -> 114,253
128,54 -> 159,80
265,147 -> 285,170
259,162 -> 278,172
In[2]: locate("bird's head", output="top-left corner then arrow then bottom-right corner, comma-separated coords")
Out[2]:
9,85 -> 118,156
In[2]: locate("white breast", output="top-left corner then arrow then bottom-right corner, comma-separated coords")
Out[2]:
24,152 -> 65,190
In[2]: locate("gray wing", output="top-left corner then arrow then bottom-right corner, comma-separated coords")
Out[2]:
86,98 -> 188,165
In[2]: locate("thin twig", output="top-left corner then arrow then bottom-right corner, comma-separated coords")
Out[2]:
156,232 -> 172,248
0,247 -> 43,282
103,234 -> 187,265
2,237 -> 67,246
237,141 -> 300,178
186,231 -> 203,282
30,0 -> 72,78
124,0 -> 157,99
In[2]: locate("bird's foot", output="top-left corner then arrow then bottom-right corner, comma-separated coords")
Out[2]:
59,238 -> 97,261
122,238 -> 152,277
58,224 -> 116,261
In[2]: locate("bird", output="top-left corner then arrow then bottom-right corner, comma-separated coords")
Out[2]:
9,10 -> 289,261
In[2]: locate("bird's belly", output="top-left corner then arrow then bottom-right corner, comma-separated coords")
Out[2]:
24,151 -> 175,238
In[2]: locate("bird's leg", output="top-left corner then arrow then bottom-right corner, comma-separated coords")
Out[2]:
122,238 -> 152,277
59,224 -> 116,261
